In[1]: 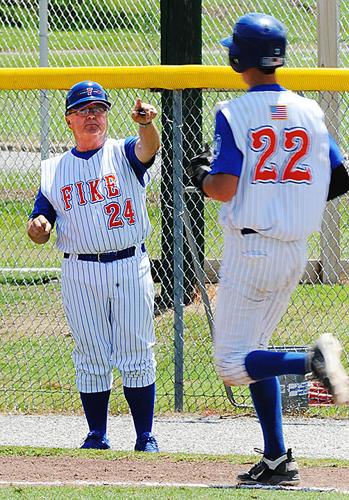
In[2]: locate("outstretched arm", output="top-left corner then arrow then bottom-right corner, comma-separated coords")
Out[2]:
132,98 -> 160,163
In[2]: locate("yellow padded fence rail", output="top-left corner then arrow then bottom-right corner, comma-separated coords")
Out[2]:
1,66 -> 349,91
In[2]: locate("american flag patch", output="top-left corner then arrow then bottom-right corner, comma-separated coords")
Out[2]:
270,105 -> 288,120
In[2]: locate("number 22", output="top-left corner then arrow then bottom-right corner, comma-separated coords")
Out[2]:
250,126 -> 312,184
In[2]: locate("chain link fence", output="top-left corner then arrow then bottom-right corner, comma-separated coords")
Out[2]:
1,1 -> 349,416
2,1 -> 349,68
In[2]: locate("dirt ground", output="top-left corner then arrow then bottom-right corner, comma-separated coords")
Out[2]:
0,456 -> 348,490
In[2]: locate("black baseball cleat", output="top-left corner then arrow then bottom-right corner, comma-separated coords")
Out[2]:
309,333 -> 349,405
237,448 -> 300,486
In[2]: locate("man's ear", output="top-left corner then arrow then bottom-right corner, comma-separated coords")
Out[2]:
65,116 -> 71,127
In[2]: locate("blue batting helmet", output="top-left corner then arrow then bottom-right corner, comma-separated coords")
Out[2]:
221,12 -> 287,73
65,81 -> 111,114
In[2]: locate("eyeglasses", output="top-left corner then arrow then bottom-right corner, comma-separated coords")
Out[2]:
68,105 -> 108,117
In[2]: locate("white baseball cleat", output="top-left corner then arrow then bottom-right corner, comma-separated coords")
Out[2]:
309,333 -> 349,405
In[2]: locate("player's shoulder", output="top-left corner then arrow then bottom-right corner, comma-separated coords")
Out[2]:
216,97 -> 238,112
214,99 -> 234,120
41,150 -> 68,170
217,93 -> 253,113
282,89 -> 321,107
101,137 -> 138,164
215,94 -> 252,121
103,137 -> 128,152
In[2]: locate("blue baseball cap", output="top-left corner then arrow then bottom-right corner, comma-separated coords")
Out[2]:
65,81 -> 111,114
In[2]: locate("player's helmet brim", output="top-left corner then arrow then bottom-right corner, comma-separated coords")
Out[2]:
66,97 -> 111,113
221,36 -> 240,57
221,36 -> 242,72
220,36 -> 233,48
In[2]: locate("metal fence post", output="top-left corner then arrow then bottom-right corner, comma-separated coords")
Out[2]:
317,0 -> 340,284
160,0 -> 203,309
173,90 -> 184,411
39,0 -> 50,160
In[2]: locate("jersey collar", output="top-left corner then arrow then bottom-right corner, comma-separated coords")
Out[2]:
71,145 -> 102,159
248,84 -> 286,92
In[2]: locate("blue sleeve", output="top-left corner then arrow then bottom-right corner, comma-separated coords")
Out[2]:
124,136 -> 155,186
30,188 -> 57,226
210,110 -> 243,177
329,134 -> 344,170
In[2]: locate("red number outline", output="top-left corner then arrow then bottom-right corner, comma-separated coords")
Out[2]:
281,128 -> 312,183
250,126 -> 312,184
104,202 -> 124,229
250,126 -> 278,183
123,198 -> 136,225
104,199 -> 136,229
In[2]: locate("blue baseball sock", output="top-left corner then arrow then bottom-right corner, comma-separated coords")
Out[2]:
249,377 -> 285,460
79,390 -> 111,435
123,383 -> 155,438
245,350 -> 307,380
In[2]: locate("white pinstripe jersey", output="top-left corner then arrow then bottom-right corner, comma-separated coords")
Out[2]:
40,138 -> 151,253
217,90 -> 331,241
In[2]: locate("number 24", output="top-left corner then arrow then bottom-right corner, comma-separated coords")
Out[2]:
104,198 -> 135,229
250,126 -> 312,184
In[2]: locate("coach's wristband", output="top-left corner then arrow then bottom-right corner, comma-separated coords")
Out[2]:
139,121 -> 153,128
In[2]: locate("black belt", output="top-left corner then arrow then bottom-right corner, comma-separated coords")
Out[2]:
241,228 -> 257,235
64,243 -> 145,263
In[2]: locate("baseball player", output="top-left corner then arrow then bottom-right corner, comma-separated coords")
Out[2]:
188,13 -> 349,485
27,81 -> 160,452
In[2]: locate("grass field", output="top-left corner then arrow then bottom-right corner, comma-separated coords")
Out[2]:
1,272 -> 349,416
0,1 -> 321,68
0,486 -> 347,499
0,447 -> 348,499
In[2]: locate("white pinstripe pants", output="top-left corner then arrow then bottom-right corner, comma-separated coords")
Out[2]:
214,229 -> 308,386
61,249 -> 156,393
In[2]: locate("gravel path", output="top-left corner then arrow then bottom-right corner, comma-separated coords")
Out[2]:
1,414 -> 348,459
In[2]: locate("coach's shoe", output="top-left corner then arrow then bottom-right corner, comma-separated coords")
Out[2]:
237,448 -> 300,486
134,432 -> 159,452
80,431 -> 110,450
309,333 -> 349,405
